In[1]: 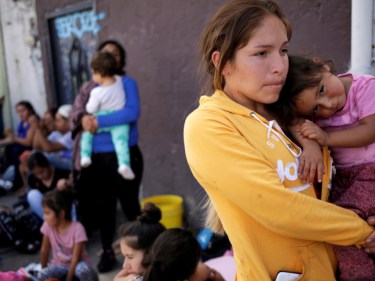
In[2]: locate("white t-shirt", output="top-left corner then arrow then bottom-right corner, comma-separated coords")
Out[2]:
86,75 -> 125,113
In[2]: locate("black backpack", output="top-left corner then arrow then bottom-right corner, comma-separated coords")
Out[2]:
0,201 -> 43,254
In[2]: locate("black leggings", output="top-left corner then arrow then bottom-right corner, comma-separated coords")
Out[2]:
76,145 -> 143,250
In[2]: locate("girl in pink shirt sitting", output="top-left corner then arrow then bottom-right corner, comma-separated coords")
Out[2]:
39,189 -> 97,281
272,54 -> 375,281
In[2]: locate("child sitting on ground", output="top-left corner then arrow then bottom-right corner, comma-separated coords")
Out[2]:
114,202 -> 166,281
80,52 -> 134,180
39,189 -> 97,281
142,228 -> 225,281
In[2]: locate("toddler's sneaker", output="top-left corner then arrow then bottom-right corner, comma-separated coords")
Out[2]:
118,165 -> 135,180
80,157 -> 92,168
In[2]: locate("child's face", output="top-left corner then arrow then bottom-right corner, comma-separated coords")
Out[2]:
42,206 -> 58,227
294,72 -> 347,120
120,238 -> 146,275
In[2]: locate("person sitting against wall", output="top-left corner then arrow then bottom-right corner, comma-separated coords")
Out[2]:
17,107 -> 58,194
26,151 -> 71,220
32,104 -> 74,171
0,101 -> 39,193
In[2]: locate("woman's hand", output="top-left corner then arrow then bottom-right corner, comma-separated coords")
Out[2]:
114,268 -> 138,281
82,114 -> 98,134
364,216 -> 375,254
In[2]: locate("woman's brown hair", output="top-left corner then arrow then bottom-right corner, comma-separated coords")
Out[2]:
199,0 -> 292,94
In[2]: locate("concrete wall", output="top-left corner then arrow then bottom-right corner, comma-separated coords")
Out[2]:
35,1 -> 351,209
280,0 -> 351,72
0,0 -> 46,129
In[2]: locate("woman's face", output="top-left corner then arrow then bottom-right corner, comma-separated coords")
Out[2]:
120,238 -> 146,275
221,15 -> 289,110
41,112 -> 55,133
100,43 -> 121,69
32,166 -> 52,181
16,105 -> 32,122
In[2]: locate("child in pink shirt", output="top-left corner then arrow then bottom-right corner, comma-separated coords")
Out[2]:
273,55 -> 375,281
39,189 -> 97,281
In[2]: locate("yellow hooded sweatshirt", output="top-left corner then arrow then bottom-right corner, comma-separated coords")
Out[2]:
184,90 -> 373,281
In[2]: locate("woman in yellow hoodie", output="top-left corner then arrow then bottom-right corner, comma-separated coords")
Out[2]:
184,1 -> 375,280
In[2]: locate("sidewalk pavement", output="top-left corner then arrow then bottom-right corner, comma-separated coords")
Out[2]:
0,190 -> 124,281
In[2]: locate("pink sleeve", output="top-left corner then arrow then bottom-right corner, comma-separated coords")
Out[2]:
73,222 -> 88,244
354,76 -> 375,119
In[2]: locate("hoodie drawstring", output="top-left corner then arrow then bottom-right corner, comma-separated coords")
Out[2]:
250,112 -> 302,158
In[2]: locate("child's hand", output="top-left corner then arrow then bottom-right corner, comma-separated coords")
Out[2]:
298,140 -> 324,184
82,115 -> 98,134
56,179 -> 69,190
365,216 -> 375,254
300,120 -> 329,146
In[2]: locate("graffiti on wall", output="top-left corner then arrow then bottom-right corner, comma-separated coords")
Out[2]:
49,8 -> 105,105
55,11 -> 105,39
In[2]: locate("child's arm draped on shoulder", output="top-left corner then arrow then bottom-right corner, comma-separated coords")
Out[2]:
301,114 -> 375,147
288,118 -> 324,184
65,241 -> 84,281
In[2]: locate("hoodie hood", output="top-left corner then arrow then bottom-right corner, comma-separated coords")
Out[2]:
199,90 -> 301,158
199,90 -> 253,117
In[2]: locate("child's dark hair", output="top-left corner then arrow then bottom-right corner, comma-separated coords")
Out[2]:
42,189 -> 73,220
118,203 -> 166,262
97,40 -> 126,75
142,228 -> 202,281
90,52 -> 118,77
268,55 -> 334,125
27,151 -> 50,171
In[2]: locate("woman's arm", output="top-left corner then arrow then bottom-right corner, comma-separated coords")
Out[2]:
301,114 -> 375,147
69,81 -> 96,139
66,241 -> 84,281
15,116 -> 39,147
32,129 -> 67,152
96,77 -> 140,128
184,112 -> 373,247
40,235 -> 51,268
